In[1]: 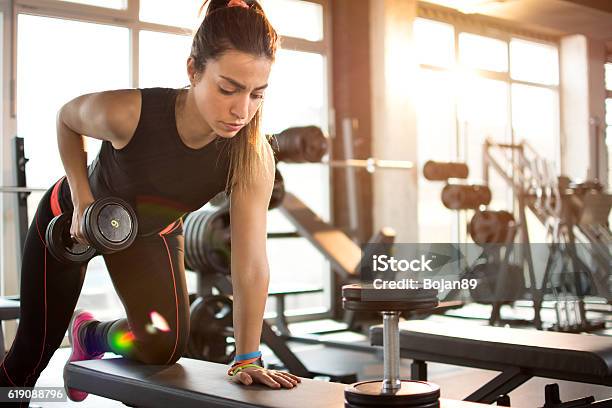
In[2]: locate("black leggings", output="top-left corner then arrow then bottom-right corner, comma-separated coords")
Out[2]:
0,179 -> 190,406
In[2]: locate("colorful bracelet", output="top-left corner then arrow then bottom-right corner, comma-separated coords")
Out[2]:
228,363 -> 263,376
234,351 -> 262,361
227,357 -> 264,376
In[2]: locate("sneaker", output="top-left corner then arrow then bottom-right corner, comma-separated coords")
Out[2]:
64,309 -> 104,402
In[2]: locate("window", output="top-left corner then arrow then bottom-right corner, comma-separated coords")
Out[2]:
263,50 -> 330,314
458,77 -> 510,210
139,0 -> 201,29
511,83 -> 559,160
605,63 -> 612,91
415,69 -> 456,243
17,15 -> 129,188
261,0 -> 324,41
414,19 -> 560,243
17,14 -> 130,319
7,0 -> 330,324
510,38 -> 559,85
459,33 -> 508,72
139,31 -> 192,88
264,49 -> 328,219
413,18 -> 455,68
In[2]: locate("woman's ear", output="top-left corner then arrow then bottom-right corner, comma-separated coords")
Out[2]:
187,57 -> 199,86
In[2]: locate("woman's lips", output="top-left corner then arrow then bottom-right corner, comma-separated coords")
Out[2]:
221,122 -> 244,132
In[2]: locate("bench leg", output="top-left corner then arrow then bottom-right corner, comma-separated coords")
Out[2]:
465,367 -> 531,404
411,359 -> 427,381
274,295 -> 291,337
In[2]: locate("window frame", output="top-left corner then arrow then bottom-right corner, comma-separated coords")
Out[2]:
607,60 -> 612,97
1,0 -> 18,298
606,60 -> 612,190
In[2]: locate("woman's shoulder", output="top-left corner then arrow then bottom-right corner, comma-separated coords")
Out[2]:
94,89 -> 142,147
105,87 -> 177,107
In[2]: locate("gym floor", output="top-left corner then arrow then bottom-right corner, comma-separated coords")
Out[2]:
32,319 -> 611,407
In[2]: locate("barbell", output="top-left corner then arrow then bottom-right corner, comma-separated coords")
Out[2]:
272,126 -> 414,173
0,186 -> 46,193
326,158 -> 414,172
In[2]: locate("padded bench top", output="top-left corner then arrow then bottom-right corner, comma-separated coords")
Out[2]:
0,298 -> 20,320
370,320 -> 612,384
65,357 -> 494,408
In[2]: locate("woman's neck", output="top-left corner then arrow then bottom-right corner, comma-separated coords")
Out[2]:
175,88 -> 216,149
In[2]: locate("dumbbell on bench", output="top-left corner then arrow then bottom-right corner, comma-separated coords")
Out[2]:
45,197 -> 138,264
342,283 -> 440,408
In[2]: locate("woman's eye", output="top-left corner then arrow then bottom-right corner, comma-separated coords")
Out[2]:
219,87 -> 235,95
251,93 -> 264,100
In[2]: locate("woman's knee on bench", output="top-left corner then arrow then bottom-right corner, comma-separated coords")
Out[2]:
133,324 -> 189,365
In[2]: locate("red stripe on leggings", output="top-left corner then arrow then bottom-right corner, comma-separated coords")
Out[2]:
159,219 -> 181,236
24,215 -> 49,386
50,178 -> 65,217
0,213 -> 51,390
159,227 -> 180,365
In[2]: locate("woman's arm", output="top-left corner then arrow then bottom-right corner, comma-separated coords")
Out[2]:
229,146 -> 274,357
56,89 -> 140,243
229,146 -> 299,388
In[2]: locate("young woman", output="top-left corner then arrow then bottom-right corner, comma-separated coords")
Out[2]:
0,0 -> 300,405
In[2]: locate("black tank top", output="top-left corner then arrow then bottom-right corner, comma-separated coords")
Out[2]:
62,87 -> 231,236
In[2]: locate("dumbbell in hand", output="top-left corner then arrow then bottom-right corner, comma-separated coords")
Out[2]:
45,197 -> 138,264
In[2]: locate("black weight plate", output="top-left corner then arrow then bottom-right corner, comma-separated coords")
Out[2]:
187,295 -> 234,363
45,213 -> 95,264
469,210 -> 515,245
84,197 -> 137,253
468,262 -> 525,304
423,161 -> 468,181
345,402 -> 439,408
343,299 -> 440,313
342,284 -> 438,302
96,204 -> 133,243
442,184 -> 491,210
345,380 -> 440,407
345,401 -> 439,408
184,208 -> 231,275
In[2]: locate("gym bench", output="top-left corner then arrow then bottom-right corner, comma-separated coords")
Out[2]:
65,357 -> 500,407
370,320 -> 612,405
0,296 -> 20,359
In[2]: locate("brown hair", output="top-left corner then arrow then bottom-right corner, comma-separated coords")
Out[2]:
192,0 -> 279,192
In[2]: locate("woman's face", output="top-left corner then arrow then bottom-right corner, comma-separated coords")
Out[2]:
189,50 -> 272,138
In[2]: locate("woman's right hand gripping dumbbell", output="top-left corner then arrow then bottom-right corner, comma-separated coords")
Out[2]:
70,192 -> 95,246
46,191 -> 138,264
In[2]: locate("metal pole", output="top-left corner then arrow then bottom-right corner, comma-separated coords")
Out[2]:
341,118 -> 360,235
382,311 -> 401,391
0,186 -> 46,193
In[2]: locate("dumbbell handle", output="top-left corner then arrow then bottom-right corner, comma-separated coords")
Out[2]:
382,311 -> 401,391
65,215 -> 91,247
68,234 -> 89,248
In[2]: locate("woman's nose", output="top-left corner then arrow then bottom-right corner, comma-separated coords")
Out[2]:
230,95 -> 249,121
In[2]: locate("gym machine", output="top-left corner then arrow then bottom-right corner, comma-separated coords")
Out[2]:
483,138 -> 611,332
